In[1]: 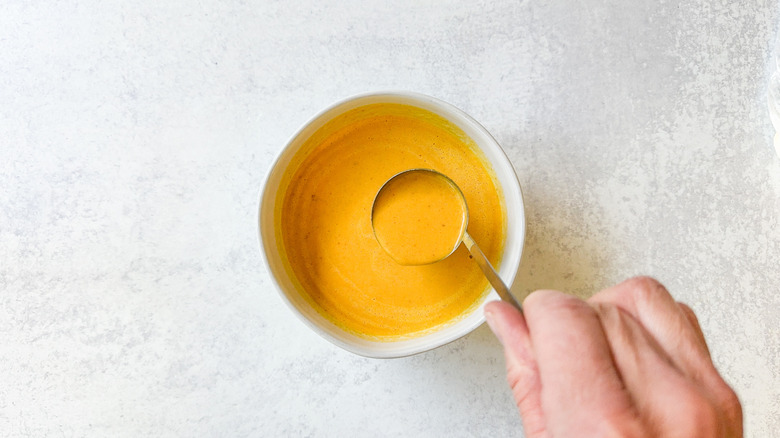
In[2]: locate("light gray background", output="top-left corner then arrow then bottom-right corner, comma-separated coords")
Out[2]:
2,1 -> 779,436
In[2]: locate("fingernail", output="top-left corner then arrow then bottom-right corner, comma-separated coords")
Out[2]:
485,309 -> 505,346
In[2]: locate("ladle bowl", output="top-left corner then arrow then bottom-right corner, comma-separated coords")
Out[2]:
371,169 -> 522,311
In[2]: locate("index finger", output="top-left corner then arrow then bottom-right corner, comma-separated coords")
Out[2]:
523,290 -> 643,437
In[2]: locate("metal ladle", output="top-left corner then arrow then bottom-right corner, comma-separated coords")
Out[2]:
371,169 -> 522,311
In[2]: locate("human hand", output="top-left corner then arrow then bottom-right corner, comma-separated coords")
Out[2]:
484,277 -> 742,437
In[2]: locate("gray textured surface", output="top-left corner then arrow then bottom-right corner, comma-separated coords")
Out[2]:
1,1 -> 779,436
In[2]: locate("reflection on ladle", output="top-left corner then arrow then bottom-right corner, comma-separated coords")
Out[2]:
371,169 -> 522,311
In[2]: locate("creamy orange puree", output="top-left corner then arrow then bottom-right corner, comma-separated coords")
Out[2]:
279,103 -> 505,340
372,170 -> 467,266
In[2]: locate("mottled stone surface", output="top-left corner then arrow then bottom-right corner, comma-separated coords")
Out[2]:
1,1 -> 778,436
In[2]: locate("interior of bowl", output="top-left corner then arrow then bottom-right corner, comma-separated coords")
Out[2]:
259,91 -> 525,358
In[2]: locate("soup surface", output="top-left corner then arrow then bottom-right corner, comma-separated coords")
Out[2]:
280,103 -> 505,339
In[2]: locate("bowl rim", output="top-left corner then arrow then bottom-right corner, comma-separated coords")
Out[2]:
258,90 -> 526,358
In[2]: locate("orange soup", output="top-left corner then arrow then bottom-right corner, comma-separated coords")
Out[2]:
372,170 -> 468,266
279,103 -> 505,340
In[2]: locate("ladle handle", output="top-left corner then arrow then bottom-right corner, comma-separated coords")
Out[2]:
462,232 -> 522,311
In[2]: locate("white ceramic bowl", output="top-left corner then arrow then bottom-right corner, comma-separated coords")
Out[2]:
259,91 -> 525,358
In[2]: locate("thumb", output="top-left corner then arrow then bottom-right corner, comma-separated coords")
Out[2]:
485,301 -> 548,438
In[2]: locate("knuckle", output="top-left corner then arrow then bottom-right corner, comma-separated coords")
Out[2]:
677,302 -> 700,325
715,384 -> 743,426
620,276 -> 670,304
672,383 -> 742,437
627,275 -> 664,294
677,301 -> 695,315
676,391 -> 722,437
692,407 -> 721,437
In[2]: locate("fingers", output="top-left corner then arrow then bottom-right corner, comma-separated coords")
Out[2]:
592,302 -> 720,437
522,290 -> 643,437
484,301 -> 548,438
589,277 -> 743,437
488,279 -> 743,438
588,277 -> 713,378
